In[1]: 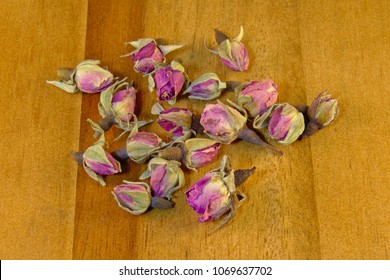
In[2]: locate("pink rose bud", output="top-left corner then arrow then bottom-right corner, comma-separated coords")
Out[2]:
301,91 -> 339,138
183,138 -> 221,170
112,181 -> 151,215
126,125 -> 166,163
47,60 -> 114,93
268,103 -> 305,144
200,101 -> 247,144
237,79 -> 278,118
71,125 -> 121,186
148,61 -> 186,105
183,73 -> 227,100
308,90 -> 339,127
73,129 -> 122,186
94,80 -> 136,133
185,155 -> 255,226
140,157 -> 184,199
151,103 -> 193,141
205,26 -> 249,72
123,38 -> 184,74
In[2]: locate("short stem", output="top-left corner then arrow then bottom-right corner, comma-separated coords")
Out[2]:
158,146 -> 184,161
151,197 -> 174,209
111,147 -> 129,161
191,115 -> 204,134
57,67 -> 74,81
295,104 -> 308,115
301,119 -> 322,139
70,151 -> 84,164
234,167 -> 256,187
95,115 -> 115,137
238,126 -> 284,155
225,81 -> 241,92
214,29 -> 229,45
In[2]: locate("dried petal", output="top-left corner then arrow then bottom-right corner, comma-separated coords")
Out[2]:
183,73 -> 227,100
112,181 -> 151,215
268,103 -> 305,144
237,79 -> 278,118
140,157 -> 184,199
200,101 -> 247,144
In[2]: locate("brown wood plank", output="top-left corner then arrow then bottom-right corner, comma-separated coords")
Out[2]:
0,0 -> 87,259
299,0 -> 390,259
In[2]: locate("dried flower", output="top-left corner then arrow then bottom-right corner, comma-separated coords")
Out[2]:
148,61 -> 187,105
158,138 -> 221,170
151,103 -> 193,141
299,90 -> 340,138
123,38 -> 184,74
267,103 -> 305,144
140,157 -> 184,199
91,79 -> 136,133
125,125 -> 166,163
71,126 -> 121,186
47,60 -> 114,93
200,100 -> 247,144
236,79 -> 278,118
185,156 -> 255,229
112,181 -> 151,215
183,138 -> 221,170
205,26 -> 249,72
183,73 -> 227,100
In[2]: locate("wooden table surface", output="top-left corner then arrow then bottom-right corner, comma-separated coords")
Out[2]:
0,0 -> 389,260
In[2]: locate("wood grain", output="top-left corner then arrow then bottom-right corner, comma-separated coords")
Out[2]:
1,0 -> 389,260
0,0 -> 87,259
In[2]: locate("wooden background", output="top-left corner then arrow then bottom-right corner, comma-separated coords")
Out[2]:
0,0 -> 389,260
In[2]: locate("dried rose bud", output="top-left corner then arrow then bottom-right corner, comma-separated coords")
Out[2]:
71,128 -> 121,186
47,60 -> 114,93
148,61 -> 187,105
205,26 -> 249,72
183,138 -> 221,170
307,90 -> 339,132
93,80 -> 136,133
236,79 -> 278,118
140,157 -> 184,200
183,73 -> 227,100
123,39 -> 184,74
126,125 -> 166,163
185,155 -> 255,227
200,100 -> 247,144
268,103 -> 305,144
151,103 -> 193,141
112,181 -> 151,215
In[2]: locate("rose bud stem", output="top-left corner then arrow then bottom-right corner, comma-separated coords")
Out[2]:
151,197 -> 175,209
301,119 -> 322,139
225,81 -> 241,92
214,29 -> 229,44
94,115 -> 115,137
111,147 -> 129,161
158,146 -> 184,162
238,126 -> 284,155
234,167 -> 256,187
57,67 -> 74,81
295,104 -> 308,114
70,151 -> 84,164
295,104 -> 320,140
191,115 -> 204,134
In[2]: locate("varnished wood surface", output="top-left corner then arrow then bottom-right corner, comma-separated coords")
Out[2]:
0,0 -> 389,259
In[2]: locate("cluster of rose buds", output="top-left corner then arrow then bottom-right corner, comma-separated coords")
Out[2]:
47,26 -> 339,233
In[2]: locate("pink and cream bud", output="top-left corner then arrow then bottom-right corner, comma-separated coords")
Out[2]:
112,181 -> 151,215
